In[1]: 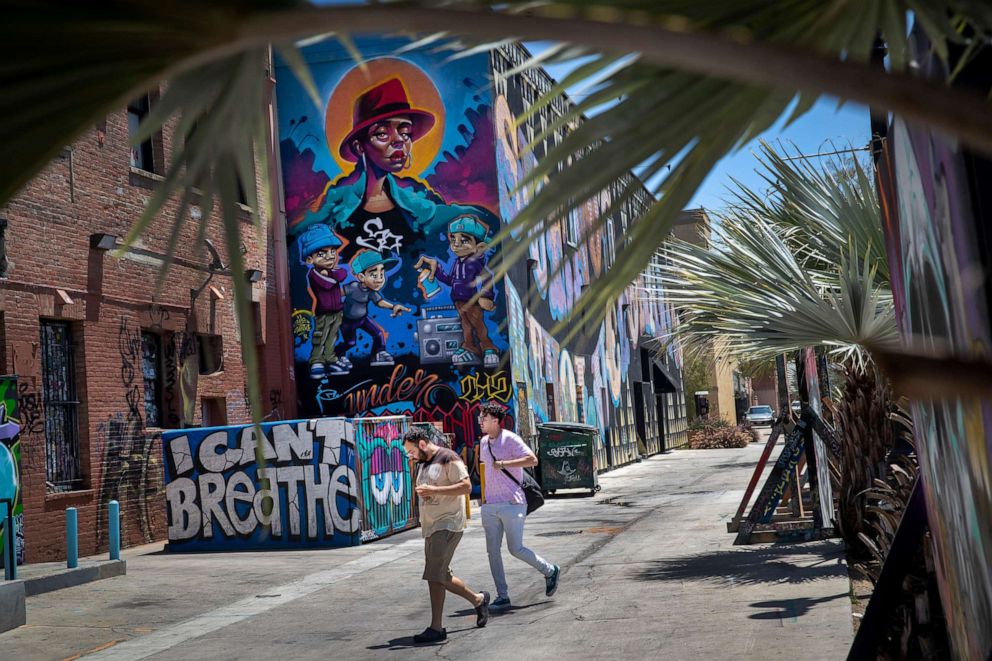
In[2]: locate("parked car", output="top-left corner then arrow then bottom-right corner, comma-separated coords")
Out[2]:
745,405 -> 774,426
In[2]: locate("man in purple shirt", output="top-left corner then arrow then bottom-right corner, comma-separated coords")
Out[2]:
415,214 -> 498,368
479,402 -> 560,612
299,224 -> 349,378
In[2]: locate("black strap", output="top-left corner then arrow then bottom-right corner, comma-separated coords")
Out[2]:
487,437 -> 524,487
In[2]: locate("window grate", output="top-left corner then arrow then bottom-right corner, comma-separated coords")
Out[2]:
141,332 -> 162,427
41,321 -> 81,491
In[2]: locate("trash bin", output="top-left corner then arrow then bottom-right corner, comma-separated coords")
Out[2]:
536,422 -> 601,496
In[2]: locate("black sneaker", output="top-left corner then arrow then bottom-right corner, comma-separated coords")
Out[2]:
413,627 -> 447,644
475,591 -> 490,627
545,565 -> 560,597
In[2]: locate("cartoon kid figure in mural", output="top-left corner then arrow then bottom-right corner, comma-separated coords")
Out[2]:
416,215 -> 498,368
341,249 -> 412,367
299,224 -> 349,379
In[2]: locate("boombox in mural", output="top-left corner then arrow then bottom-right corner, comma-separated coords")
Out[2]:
277,37 -> 512,449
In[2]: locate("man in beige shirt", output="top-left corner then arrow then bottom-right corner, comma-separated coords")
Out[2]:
403,427 -> 490,643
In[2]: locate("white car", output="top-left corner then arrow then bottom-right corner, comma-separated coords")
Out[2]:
745,405 -> 774,426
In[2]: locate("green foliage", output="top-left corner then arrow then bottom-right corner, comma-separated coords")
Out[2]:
654,142 -> 899,371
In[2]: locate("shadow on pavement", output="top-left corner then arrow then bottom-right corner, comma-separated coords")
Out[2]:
451,599 -> 552,617
632,544 -> 846,586
367,626 -> 477,651
748,593 -> 849,620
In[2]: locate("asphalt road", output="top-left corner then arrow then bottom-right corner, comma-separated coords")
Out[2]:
1,433 -> 853,660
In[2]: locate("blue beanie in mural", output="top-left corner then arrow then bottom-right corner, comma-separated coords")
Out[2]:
448,214 -> 489,242
298,224 -> 342,260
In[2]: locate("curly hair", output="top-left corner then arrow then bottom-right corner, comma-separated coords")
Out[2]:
403,428 -> 431,445
478,401 -> 507,423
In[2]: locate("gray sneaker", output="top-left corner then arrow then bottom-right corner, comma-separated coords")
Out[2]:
545,565 -> 560,597
370,350 -> 394,367
490,596 -> 511,612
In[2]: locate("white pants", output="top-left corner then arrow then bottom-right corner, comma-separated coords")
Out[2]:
481,502 -> 554,599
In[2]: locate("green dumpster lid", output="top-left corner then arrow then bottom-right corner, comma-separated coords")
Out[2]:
537,422 -> 598,433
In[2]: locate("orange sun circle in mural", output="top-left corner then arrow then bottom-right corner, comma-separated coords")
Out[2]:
324,58 -> 446,178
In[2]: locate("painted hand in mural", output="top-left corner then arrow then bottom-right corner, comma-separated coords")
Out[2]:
479,298 -> 495,312
390,303 -> 411,317
414,255 -> 438,281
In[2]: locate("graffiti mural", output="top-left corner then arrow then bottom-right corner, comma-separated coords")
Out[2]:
163,418 -> 361,550
97,317 -> 156,548
277,37 -> 511,458
0,375 -> 25,565
354,417 -> 416,541
877,110 -> 992,658
491,43 -> 686,467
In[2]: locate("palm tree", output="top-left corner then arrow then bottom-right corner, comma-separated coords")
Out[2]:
652,142 -> 944,654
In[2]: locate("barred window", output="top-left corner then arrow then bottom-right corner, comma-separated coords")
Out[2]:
141,332 -> 162,427
41,321 -> 81,492
127,94 -> 158,173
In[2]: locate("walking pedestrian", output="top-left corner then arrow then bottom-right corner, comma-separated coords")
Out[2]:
478,402 -> 560,613
403,427 -> 490,643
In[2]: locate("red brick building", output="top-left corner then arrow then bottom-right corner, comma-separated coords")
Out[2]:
0,83 -> 294,562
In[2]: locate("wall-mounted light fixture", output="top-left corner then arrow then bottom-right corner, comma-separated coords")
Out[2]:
89,233 -> 119,251
245,269 -> 263,283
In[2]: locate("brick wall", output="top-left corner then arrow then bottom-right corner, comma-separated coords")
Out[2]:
0,83 -> 291,562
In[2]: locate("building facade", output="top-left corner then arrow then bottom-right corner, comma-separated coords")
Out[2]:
0,83 -> 277,563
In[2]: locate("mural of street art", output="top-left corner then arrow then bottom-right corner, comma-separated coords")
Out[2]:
878,111 -> 992,658
277,36 -> 511,456
559,349 -> 578,422
0,376 -> 25,566
354,417 -> 415,542
491,44 -> 686,469
162,418 -> 361,550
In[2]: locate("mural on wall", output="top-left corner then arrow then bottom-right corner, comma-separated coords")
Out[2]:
492,44 -> 674,465
353,416 -> 416,542
0,375 -> 25,566
878,111 -> 992,659
163,418 -> 361,550
277,38 -> 510,458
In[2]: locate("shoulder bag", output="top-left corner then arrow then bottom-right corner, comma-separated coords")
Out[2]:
487,439 -> 545,515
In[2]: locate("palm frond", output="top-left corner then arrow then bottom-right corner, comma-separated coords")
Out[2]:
648,146 -> 899,369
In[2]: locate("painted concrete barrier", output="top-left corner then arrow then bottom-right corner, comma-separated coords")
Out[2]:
163,416 -> 419,551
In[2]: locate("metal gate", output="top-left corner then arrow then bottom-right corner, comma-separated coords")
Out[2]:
353,416 -> 419,542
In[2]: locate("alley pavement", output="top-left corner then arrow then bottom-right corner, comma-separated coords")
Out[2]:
1,433 -> 853,660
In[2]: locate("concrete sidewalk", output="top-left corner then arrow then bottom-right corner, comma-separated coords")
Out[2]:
0,436 -> 853,660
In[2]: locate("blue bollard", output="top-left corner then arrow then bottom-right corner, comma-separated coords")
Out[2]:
108,500 -> 120,561
2,501 -> 14,580
66,507 -> 78,569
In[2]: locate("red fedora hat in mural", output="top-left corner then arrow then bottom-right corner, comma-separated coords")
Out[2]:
339,78 -> 436,161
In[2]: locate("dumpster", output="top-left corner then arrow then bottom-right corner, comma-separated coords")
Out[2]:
536,422 -> 601,495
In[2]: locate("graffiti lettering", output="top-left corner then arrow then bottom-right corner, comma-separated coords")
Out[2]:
164,417 -> 361,549
345,365 -> 445,415
14,382 -> 42,436
459,371 -> 511,403
546,445 -> 583,459
355,216 -> 403,253
98,318 -> 154,548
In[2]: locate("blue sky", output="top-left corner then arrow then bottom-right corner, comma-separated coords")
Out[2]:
540,56 -> 870,212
